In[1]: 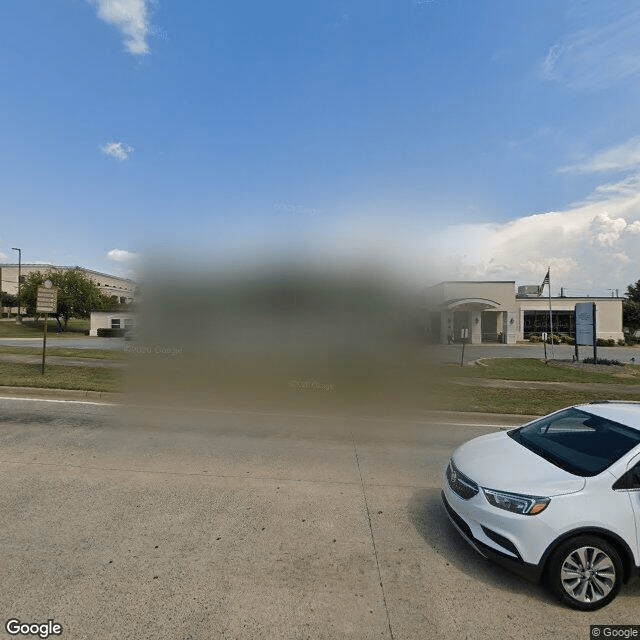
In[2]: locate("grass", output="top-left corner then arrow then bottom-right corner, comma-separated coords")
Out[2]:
0,318 -> 90,338
0,346 -> 124,360
0,352 -> 637,414
0,362 -> 122,392
452,358 -> 640,384
427,383 -> 637,416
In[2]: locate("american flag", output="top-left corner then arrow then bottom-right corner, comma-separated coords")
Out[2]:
538,269 -> 550,296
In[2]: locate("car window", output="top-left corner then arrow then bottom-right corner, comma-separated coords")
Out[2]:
509,408 -> 640,477
541,413 -> 595,434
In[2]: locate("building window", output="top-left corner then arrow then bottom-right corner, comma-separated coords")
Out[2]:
124,318 -> 134,328
111,319 -> 121,329
523,311 -> 575,338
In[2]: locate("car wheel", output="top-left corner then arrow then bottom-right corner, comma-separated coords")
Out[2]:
547,535 -> 623,611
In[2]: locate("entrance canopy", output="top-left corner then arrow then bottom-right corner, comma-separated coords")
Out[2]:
440,298 -> 501,312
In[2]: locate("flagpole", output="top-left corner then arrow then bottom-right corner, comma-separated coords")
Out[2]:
548,266 -> 555,359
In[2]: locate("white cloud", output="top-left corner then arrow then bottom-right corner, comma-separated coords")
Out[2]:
591,212 -> 627,246
540,4 -> 640,90
88,0 -> 151,55
101,141 -> 134,161
540,44 -> 563,81
614,252 -> 631,264
425,180 -> 640,292
0,252 -> 7,261
560,136 -> 640,174
107,249 -> 139,263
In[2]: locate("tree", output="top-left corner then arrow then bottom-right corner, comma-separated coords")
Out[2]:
623,279 -> 640,336
19,268 -> 113,330
0,291 -> 18,309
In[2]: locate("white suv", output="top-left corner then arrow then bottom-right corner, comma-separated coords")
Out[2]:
441,401 -> 640,610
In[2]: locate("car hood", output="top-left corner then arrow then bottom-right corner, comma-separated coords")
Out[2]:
453,431 -> 585,496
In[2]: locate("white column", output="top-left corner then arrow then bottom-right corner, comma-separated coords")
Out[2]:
441,310 -> 453,344
505,311 -> 516,344
470,311 -> 482,344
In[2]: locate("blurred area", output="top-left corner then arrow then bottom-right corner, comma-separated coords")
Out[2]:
123,248 -> 448,418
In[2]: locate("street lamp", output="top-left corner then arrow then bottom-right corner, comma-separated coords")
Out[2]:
11,247 -> 21,322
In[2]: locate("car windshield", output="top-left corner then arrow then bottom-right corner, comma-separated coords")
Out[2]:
509,407 -> 640,477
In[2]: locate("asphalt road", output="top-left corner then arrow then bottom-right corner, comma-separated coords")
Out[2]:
0,399 -> 638,639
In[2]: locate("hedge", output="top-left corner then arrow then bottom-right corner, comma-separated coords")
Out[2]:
96,328 -> 127,338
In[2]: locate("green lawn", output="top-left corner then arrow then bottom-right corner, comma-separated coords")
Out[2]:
452,358 -> 640,385
0,318 -> 90,338
0,353 -> 637,414
0,362 -> 122,392
428,383 -> 636,416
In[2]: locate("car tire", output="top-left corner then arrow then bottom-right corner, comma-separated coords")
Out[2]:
546,535 -> 623,611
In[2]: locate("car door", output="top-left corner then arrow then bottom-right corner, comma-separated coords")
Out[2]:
614,453 -> 640,561
630,457 -> 640,559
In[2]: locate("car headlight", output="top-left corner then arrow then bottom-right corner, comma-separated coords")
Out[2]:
482,488 -> 550,515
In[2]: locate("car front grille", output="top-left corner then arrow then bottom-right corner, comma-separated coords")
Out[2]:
447,459 -> 479,500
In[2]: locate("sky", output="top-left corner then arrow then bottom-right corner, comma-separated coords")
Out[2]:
2,0 -> 640,295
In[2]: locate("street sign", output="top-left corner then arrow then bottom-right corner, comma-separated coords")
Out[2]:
37,286 -> 58,313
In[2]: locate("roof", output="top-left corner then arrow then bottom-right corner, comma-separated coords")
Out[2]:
0,264 -> 136,284
578,402 -> 640,432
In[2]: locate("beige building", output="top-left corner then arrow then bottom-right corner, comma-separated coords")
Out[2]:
0,264 -> 137,306
427,281 -> 623,344
89,310 -> 137,336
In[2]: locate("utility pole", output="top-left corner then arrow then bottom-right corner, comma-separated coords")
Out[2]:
11,247 -> 21,323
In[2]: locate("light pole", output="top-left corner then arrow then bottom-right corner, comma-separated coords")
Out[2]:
11,247 -> 21,322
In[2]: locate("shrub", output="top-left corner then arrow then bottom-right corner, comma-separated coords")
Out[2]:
583,357 -> 623,366
618,339 -> 626,346
97,328 -> 126,338
528,335 -> 541,343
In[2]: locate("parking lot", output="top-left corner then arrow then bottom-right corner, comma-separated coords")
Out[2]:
0,398 -> 638,639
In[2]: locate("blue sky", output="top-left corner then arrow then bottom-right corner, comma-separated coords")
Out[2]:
2,0 -> 640,293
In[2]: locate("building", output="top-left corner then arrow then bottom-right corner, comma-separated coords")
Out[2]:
0,264 -> 137,305
89,310 -> 137,336
427,281 -> 623,344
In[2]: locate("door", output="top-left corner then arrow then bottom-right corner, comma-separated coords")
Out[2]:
615,453 -> 640,563
629,458 -> 640,559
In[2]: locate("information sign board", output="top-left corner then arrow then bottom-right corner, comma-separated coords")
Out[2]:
575,303 -> 595,346
37,287 -> 58,313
